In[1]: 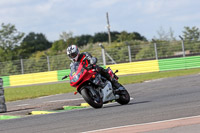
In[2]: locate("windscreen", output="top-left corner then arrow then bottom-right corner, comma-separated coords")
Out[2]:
70,62 -> 80,76
70,62 -> 85,83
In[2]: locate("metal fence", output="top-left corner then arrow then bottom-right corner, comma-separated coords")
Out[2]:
0,48 -> 104,76
0,40 -> 200,76
104,40 -> 200,64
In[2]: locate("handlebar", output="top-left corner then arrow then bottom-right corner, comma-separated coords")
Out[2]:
62,75 -> 68,80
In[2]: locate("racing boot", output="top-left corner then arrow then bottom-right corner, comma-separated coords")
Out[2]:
97,67 -> 121,91
111,78 -> 121,90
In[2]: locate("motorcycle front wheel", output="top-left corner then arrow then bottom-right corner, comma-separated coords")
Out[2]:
81,88 -> 103,109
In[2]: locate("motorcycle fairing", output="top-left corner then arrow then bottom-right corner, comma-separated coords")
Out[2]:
101,81 -> 119,103
69,59 -> 96,90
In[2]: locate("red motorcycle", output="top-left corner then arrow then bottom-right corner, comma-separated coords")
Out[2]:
63,57 -> 130,108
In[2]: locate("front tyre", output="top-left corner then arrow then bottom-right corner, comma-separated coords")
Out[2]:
116,89 -> 130,105
81,88 -> 103,108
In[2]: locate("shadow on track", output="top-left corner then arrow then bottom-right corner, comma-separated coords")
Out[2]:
102,100 -> 151,109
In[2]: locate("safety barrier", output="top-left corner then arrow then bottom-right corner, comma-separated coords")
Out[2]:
0,76 -> 9,87
9,71 -> 58,86
0,55 -> 200,87
107,60 -> 159,75
0,78 -> 7,113
107,55 -> 200,75
158,56 -> 200,71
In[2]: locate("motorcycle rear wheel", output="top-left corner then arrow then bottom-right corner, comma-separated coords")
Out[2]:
116,89 -> 130,105
81,88 -> 103,109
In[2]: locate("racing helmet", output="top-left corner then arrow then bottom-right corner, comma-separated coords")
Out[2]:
66,45 -> 80,61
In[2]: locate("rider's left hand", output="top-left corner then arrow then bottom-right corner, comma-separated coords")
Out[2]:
87,64 -> 93,70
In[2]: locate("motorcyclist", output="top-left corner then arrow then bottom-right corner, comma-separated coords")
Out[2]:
66,45 -> 121,90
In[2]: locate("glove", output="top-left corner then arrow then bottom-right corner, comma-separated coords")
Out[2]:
87,64 -> 93,70
90,57 -> 97,65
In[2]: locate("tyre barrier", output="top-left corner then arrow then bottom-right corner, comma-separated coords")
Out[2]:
0,96 -> 5,104
0,78 -> 7,113
0,78 -> 3,89
0,104 -> 7,113
0,89 -> 4,96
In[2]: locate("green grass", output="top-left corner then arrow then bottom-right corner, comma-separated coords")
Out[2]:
0,115 -> 21,120
5,68 -> 200,102
5,83 -> 75,102
119,68 -> 200,85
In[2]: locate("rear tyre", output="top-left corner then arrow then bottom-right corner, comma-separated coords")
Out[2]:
116,88 -> 130,105
81,88 -> 103,108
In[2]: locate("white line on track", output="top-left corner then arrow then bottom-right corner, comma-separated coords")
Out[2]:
82,115 -> 200,133
144,78 -> 164,83
45,98 -> 84,103
16,104 -> 30,107
37,94 -> 65,99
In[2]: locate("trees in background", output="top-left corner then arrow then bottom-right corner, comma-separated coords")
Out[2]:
183,26 -> 199,42
59,31 -> 73,42
154,26 -> 200,42
51,40 -> 67,54
18,32 -> 52,58
154,27 -> 176,41
74,34 -> 93,46
0,22 -> 199,63
0,23 -> 24,61
182,26 -> 200,54
92,31 -> 146,43
49,31 -> 146,55
116,31 -> 146,42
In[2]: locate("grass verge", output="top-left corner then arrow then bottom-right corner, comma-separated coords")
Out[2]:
5,68 -> 200,102
118,68 -> 200,84
0,115 -> 21,120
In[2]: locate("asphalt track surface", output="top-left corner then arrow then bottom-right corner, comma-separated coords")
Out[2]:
1,73 -> 200,133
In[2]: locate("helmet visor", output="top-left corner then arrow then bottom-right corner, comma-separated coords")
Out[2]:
68,50 -> 79,59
